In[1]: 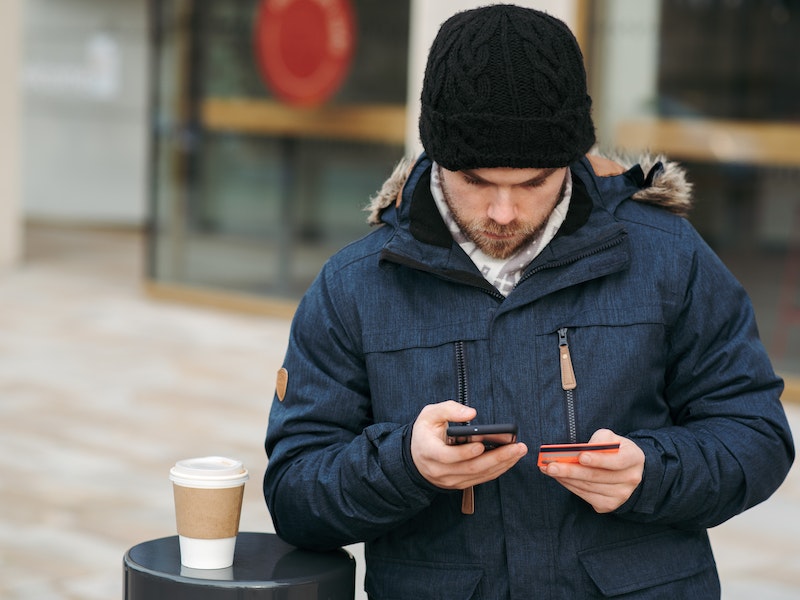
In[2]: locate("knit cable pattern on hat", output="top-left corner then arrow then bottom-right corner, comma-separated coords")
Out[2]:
420,4 -> 596,170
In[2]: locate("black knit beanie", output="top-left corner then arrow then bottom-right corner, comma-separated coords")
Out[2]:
419,4 -> 596,170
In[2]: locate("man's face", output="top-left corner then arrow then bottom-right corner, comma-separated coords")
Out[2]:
439,165 -> 567,259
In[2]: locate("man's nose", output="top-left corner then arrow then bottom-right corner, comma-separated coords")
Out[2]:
487,191 -> 517,225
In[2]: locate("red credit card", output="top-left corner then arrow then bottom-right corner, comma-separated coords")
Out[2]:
537,442 -> 620,467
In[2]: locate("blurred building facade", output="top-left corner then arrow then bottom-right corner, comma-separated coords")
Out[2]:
1,0 -> 799,377
0,0 -> 22,272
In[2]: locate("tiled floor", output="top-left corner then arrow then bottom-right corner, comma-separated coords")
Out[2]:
0,225 -> 798,599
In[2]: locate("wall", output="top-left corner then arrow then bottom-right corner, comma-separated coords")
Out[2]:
18,0 -> 581,227
22,0 -> 150,225
590,0 -> 661,148
0,0 -> 22,270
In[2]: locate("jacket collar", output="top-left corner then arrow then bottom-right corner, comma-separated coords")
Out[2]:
378,155 -> 633,297
365,152 -> 693,227
393,155 -> 597,250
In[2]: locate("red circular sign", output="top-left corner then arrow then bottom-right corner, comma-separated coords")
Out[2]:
254,0 -> 356,107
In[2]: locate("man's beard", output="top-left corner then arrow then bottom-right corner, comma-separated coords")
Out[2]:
441,183 -> 550,260
456,215 -> 546,259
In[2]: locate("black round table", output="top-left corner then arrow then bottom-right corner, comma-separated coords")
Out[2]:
123,532 -> 355,599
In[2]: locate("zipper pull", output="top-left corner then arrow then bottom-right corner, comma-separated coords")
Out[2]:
461,486 -> 475,515
558,328 -> 577,391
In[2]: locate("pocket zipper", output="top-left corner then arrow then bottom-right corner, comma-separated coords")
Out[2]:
454,341 -> 475,515
558,328 -> 578,444
455,341 -> 469,410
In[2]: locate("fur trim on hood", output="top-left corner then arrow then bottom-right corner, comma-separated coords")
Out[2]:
628,154 -> 693,218
364,154 -> 693,225
365,156 -> 416,225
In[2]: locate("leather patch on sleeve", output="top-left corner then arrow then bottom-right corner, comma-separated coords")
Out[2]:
276,368 -> 288,402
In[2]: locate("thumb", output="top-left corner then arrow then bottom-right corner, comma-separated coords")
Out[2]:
418,400 -> 476,426
588,428 -> 619,444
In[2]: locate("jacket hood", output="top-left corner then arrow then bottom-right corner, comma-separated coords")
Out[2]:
364,154 -> 693,226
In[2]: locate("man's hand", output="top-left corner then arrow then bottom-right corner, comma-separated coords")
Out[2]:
539,428 -> 645,513
411,401 -> 528,489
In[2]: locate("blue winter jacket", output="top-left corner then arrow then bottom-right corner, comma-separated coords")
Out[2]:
264,155 -> 794,599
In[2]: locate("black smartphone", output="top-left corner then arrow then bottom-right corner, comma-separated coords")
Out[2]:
446,424 -> 518,449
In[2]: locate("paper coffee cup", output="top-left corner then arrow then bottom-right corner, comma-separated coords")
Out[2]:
169,456 -> 249,569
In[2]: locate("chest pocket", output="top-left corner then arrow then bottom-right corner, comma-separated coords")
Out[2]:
534,305 -> 671,442
362,321 -> 488,424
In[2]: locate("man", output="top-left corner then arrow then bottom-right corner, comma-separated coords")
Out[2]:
264,5 -> 794,598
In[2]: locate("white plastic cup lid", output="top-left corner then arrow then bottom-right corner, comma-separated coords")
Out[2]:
169,456 -> 249,488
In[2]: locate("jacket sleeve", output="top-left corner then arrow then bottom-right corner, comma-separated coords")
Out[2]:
617,224 -> 794,528
263,262 -> 440,551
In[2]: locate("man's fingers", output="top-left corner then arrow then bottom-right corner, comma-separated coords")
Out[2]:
587,428 -> 617,443
540,432 -> 645,513
440,443 -> 529,489
417,400 -> 477,429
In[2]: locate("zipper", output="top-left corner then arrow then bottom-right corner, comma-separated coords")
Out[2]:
515,234 -> 626,290
455,340 -> 469,417
558,327 -> 578,444
380,250 -> 505,301
382,221 -> 626,299
384,237 -> 624,301
454,340 -> 475,515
